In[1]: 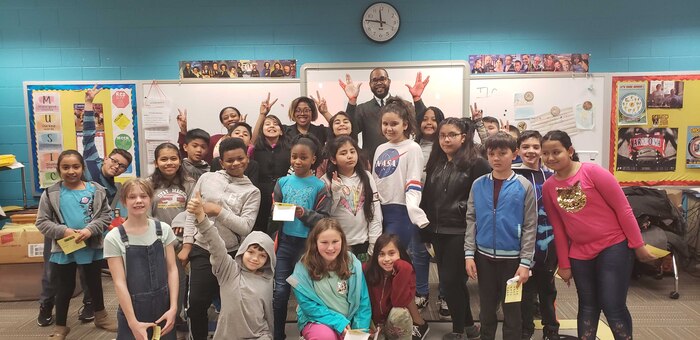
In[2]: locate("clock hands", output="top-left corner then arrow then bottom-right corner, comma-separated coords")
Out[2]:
379,8 -> 383,28
364,19 -> 396,30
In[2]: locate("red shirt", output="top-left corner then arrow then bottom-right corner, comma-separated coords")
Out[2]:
363,259 -> 415,325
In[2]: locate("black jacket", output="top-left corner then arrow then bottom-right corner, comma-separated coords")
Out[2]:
421,157 -> 491,236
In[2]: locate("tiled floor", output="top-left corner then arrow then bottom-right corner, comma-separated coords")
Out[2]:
2,263 -> 699,339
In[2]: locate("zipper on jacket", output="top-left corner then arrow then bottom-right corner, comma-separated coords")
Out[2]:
380,275 -> 387,317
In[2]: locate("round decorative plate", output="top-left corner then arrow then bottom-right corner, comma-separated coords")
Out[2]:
619,93 -> 645,118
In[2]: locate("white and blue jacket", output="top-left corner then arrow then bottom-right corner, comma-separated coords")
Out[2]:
464,171 -> 537,268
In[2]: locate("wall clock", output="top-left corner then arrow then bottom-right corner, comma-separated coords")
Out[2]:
362,2 -> 400,43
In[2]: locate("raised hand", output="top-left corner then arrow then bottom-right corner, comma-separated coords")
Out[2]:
405,72 -> 430,100
470,102 -> 483,120
85,84 -> 102,103
338,74 -> 362,103
240,113 -> 248,123
260,92 -> 278,116
311,90 -> 329,115
500,119 -> 510,132
176,108 -> 188,134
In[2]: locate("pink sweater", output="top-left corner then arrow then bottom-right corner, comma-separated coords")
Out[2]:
542,163 -> 644,269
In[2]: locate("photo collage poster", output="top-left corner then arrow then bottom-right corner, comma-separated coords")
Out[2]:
180,60 -> 297,79
469,53 -> 589,74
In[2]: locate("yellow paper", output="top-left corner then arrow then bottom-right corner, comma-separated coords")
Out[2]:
504,281 -> 522,303
345,329 -> 370,340
151,325 -> 161,340
57,235 -> 86,254
644,244 -> 671,258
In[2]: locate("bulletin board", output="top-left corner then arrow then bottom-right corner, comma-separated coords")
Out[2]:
24,82 -> 140,196
469,74 -> 607,166
301,61 -> 469,119
136,79 -> 300,175
609,74 -> 700,186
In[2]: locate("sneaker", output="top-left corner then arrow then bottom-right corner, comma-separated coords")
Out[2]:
37,303 -> 54,327
543,328 -> 561,340
414,294 -> 429,310
438,296 -> 451,319
443,333 -> 464,340
412,322 -> 430,340
465,324 -> 481,340
78,303 -> 95,322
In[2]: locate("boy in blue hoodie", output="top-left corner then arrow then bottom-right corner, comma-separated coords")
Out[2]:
465,131 -> 537,340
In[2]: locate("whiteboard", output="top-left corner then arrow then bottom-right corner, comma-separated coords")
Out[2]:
302,61 -> 469,120
137,79 -> 300,175
469,75 -> 607,166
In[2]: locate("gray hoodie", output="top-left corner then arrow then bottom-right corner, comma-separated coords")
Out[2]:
195,217 -> 276,340
36,181 -> 112,253
184,170 -> 260,252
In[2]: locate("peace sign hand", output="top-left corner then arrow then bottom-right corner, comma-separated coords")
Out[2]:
176,108 -> 188,134
85,85 -> 102,103
470,102 -> 483,120
311,90 -> 329,115
260,92 -> 278,116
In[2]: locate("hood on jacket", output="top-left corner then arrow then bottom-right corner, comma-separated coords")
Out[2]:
235,231 -> 276,278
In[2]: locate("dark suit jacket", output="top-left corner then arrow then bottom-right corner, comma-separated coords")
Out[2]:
345,97 -> 426,161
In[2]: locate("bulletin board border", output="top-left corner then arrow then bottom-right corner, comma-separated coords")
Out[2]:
23,81 -> 140,196
609,73 -> 700,186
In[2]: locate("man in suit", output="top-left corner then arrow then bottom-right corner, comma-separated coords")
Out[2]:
339,68 -> 429,161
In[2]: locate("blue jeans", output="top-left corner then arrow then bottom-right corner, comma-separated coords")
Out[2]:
570,240 -> 634,340
273,232 -> 306,340
408,227 -> 430,297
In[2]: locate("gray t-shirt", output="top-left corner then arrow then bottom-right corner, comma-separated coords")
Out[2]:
104,219 -> 176,273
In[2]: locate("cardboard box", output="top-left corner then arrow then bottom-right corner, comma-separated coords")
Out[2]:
0,223 -> 44,264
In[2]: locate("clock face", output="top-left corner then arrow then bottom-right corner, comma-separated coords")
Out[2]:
363,2 -> 400,43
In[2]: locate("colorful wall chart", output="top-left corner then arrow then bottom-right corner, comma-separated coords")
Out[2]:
610,75 -> 700,186
25,83 -> 140,195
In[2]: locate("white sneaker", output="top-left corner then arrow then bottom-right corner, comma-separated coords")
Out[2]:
438,296 -> 451,319
414,295 -> 429,310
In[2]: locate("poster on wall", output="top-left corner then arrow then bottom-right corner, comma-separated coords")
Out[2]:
617,82 -> 648,126
648,80 -> 684,108
469,53 -> 589,74
616,127 -> 678,172
179,59 -> 297,79
26,84 -> 139,194
687,126 -> 700,169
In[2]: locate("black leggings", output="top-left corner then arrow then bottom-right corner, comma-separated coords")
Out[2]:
52,261 -> 105,326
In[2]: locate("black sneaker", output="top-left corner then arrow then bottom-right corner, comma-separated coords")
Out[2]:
412,322 -> 430,340
438,296 -> 451,319
78,303 -> 95,322
37,303 -> 54,327
465,324 -> 481,340
543,328 -> 561,340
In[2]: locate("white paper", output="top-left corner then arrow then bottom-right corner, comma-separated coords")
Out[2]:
144,128 -> 171,141
142,106 -> 171,129
344,330 -> 371,340
146,140 -> 168,174
7,162 -> 24,170
76,132 -> 106,159
272,203 -> 296,221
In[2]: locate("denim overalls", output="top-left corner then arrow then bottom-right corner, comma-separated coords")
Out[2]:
116,221 -> 176,340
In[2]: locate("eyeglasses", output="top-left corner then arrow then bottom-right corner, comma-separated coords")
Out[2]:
371,76 -> 389,84
295,108 -> 312,114
108,156 -> 128,170
439,133 -> 463,140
